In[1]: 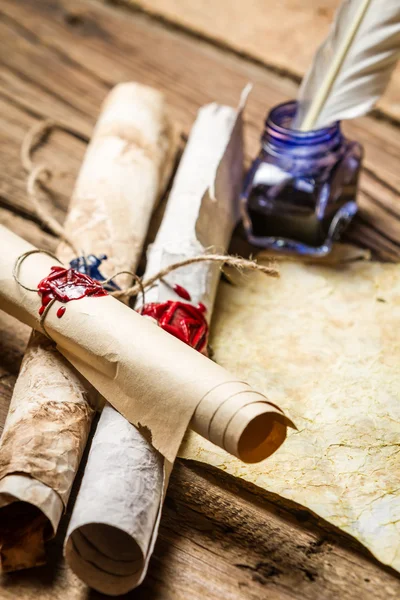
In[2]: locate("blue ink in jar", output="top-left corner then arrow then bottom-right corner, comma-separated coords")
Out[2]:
241,101 -> 363,256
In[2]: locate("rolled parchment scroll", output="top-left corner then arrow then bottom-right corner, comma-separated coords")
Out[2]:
64,92 -> 261,595
0,224 -> 292,463
0,82 -> 177,571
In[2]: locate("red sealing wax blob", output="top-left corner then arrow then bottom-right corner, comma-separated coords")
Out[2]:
37,266 -> 108,318
141,301 -> 208,354
197,302 -> 206,313
173,284 -> 191,301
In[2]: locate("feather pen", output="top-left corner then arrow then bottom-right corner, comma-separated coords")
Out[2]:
293,0 -> 400,131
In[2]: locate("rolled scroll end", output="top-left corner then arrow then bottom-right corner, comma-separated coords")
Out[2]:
0,504 -> 47,572
228,403 -> 295,464
0,331 -> 95,573
0,475 -> 62,571
65,524 -> 144,596
64,404 -> 165,595
192,381 -> 295,463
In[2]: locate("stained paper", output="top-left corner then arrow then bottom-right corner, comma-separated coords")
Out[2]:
180,254 -> 400,572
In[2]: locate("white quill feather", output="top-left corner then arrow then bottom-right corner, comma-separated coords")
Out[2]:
293,0 -> 400,131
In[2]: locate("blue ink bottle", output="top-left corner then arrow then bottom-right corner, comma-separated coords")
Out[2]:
241,101 -> 363,256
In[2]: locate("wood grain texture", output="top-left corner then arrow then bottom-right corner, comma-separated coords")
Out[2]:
0,1 -> 400,598
126,0 -> 400,122
0,0 -> 399,259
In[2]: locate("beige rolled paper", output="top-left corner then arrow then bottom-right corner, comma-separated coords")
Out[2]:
0,224 -> 293,463
0,82 -> 177,571
64,94 -> 251,595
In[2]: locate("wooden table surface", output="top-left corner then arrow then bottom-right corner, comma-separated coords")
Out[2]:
1,1 -> 400,598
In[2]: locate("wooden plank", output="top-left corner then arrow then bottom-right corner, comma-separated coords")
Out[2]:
127,0 -> 400,123
1,0 -> 399,188
0,0 -> 399,260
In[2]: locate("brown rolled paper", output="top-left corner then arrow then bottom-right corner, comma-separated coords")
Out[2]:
193,382 -> 289,463
0,82 -> 178,571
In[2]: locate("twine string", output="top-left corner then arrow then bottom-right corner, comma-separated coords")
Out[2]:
13,249 -> 63,339
21,119 -> 87,256
38,298 -> 57,340
104,270 -> 146,309
17,120 -> 279,338
13,249 -> 62,292
21,118 -> 86,173
114,253 -> 278,301
12,253 -> 147,339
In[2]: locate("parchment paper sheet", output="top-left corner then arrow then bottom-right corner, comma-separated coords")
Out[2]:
180,256 -> 400,572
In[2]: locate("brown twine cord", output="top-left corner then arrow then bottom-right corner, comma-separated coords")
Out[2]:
21,118 -> 86,173
21,119 -> 86,256
13,249 -> 62,292
113,254 -> 279,301
13,249 -> 63,339
13,252 -> 147,339
103,270 -> 146,309
17,120 -> 279,336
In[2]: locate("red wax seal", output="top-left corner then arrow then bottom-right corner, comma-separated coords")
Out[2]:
141,300 -> 209,354
37,266 -> 108,317
173,284 -> 191,301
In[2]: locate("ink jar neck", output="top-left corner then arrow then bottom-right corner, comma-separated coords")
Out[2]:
261,101 -> 344,175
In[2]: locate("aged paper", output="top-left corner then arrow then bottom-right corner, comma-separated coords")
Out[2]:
0,81 -> 177,571
180,256 -> 400,572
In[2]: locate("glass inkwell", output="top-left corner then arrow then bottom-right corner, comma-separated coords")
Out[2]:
241,101 -> 363,256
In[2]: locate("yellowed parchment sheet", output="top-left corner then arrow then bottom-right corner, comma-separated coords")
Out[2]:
180,256 -> 400,572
